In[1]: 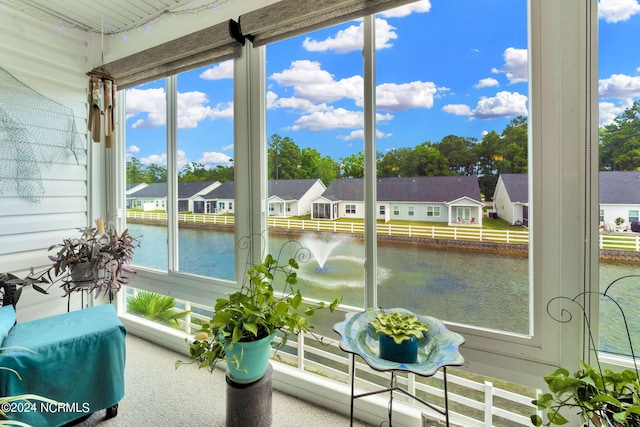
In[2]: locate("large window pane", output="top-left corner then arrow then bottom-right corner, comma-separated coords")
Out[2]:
597,4 -> 640,357
374,1 -> 529,334
266,22 -> 365,308
176,63 -> 235,280
125,79 -> 168,272
124,62 -> 236,282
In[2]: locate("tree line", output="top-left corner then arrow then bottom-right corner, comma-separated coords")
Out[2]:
126,101 -> 640,199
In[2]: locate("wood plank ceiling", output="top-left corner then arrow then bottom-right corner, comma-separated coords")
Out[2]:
0,0 -> 223,35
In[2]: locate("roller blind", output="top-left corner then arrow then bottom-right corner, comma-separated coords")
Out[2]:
239,0 -> 420,47
100,20 -> 241,89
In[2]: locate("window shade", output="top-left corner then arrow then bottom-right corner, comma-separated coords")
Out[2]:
101,20 -> 242,89
239,0 -> 420,47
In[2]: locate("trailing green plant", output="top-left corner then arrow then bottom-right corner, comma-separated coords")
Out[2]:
127,291 -> 190,326
531,360 -> 640,426
369,310 -> 430,344
176,253 -> 341,373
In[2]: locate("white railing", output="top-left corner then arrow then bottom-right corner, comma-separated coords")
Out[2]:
126,211 -> 640,251
125,290 -> 537,426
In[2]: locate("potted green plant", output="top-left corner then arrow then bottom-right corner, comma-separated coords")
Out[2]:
531,360 -> 640,426
47,221 -> 140,302
177,253 -> 341,384
369,309 -> 430,363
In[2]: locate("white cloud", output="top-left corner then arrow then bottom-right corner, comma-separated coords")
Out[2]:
475,78 -> 500,89
473,91 -> 528,119
199,60 -> 234,80
371,81 -> 438,112
125,145 -> 140,161
599,98 -> 634,126
443,92 -> 528,119
222,144 -> 233,151
125,87 -> 232,129
338,129 -> 393,141
290,108 -> 393,132
270,95 -> 331,112
442,104 -> 472,116
270,60 -> 363,103
140,150 -> 188,170
271,61 -> 439,113
198,151 -> 234,167
598,0 -> 640,23
492,47 -> 528,84
126,87 -> 166,128
599,74 -> 640,98
380,0 -> 432,18
302,18 -> 397,54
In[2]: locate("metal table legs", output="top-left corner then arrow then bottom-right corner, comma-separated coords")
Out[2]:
348,355 -> 451,426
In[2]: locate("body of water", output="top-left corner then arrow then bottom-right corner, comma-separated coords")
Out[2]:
127,223 -> 640,355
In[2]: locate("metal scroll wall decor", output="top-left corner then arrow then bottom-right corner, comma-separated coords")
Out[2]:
0,66 -> 84,203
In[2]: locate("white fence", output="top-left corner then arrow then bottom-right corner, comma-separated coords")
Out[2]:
126,211 -> 640,251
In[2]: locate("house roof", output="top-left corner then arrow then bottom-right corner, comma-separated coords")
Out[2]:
203,179 -> 323,200
177,181 -> 218,198
322,176 -> 482,203
129,181 -> 219,199
128,182 -> 167,198
203,181 -> 235,199
268,179 -> 323,200
600,171 -> 640,204
499,174 -> 528,204
497,172 -> 640,205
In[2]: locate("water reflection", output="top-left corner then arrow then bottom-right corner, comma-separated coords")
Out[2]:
128,223 -> 639,353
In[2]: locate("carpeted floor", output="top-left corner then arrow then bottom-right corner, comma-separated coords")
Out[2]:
76,334 -> 372,427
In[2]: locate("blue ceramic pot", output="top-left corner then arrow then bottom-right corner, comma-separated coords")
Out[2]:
379,334 -> 418,363
224,331 -> 276,384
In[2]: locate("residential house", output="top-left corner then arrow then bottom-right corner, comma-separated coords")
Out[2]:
127,183 -> 167,212
125,183 -> 147,209
600,171 -> 640,229
202,179 -> 327,216
494,172 -> 640,229
492,174 -> 529,226
128,181 -> 220,212
313,176 -> 484,225
202,181 -> 235,214
268,179 -> 326,217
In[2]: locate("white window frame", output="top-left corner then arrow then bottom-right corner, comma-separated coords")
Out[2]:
427,206 -> 441,217
112,0 -> 600,389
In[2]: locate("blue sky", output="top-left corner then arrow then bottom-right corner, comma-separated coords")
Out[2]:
125,0 -> 640,171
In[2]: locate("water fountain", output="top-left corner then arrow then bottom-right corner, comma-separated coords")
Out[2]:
301,236 -> 344,272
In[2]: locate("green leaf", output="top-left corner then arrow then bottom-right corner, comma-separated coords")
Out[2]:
547,411 -> 569,425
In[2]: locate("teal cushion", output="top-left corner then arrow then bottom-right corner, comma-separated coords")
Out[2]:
0,305 -> 16,345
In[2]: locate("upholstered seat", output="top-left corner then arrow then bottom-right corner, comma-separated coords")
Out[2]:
0,304 -> 126,426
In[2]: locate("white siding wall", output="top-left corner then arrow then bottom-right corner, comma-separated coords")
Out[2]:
0,8 -> 92,320
492,180 -> 515,225
601,204 -> 640,228
297,181 -> 326,216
